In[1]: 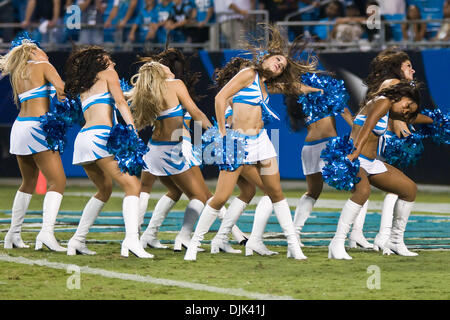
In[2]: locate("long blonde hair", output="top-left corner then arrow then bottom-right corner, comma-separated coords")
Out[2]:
128,61 -> 168,130
0,42 -> 39,106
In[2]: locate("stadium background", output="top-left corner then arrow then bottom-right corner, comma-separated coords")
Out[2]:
0,48 -> 449,184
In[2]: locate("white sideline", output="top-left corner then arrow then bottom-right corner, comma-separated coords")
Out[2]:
64,192 -> 450,214
0,254 -> 295,300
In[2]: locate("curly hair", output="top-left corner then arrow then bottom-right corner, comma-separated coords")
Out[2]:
375,80 -> 421,121
213,57 -> 253,91
64,46 -> 111,96
362,48 -> 411,105
139,48 -> 202,102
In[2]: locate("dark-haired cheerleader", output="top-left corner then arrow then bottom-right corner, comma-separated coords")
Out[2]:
359,48 -> 433,253
328,81 -> 421,260
184,25 -> 323,261
65,46 -> 152,258
284,73 -> 354,249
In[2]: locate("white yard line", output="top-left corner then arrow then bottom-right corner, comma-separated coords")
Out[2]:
0,254 -> 295,300
64,192 -> 450,214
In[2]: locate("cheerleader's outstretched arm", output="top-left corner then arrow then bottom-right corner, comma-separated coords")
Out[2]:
413,113 -> 433,124
268,81 -> 323,95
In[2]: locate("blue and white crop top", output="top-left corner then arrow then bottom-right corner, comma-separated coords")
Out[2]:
81,92 -> 115,113
156,104 -> 184,121
225,106 -> 233,119
81,92 -> 118,124
353,111 -> 389,136
18,83 -> 56,104
232,72 -> 269,106
232,71 -> 280,124
18,61 -> 57,104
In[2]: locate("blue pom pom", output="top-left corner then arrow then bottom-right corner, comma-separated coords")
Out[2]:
39,112 -> 68,152
320,135 -> 361,191
298,73 -> 350,124
106,124 -> 149,176
67,95 -> 85,127
417,108 -> 450,145
201,125 -> 248,171
120,78 -> 133,93
384,133 -> 424,168
10,31 -> 41,50
39,97 -> 78,153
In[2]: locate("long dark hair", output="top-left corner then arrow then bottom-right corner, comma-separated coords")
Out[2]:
376,80 -> 421,121
139,48 -> 202,102
285,94 -> 305,131
363,48 -> 411,106
214,57 -> 253,91
65,46 -> 111,96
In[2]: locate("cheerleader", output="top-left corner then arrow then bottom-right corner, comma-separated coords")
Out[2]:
361,49 -> 433,253
184,26 -> 323,261
64,46 -> 152,258
137,49 -> 247,251
284,76 -> 355,248
328,80 -> 421,260
210,57 -> 287,256
1,38 -> 67,251
128,60 -> 213,253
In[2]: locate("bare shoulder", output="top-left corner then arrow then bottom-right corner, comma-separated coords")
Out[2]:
236,67 -> 256,81
98,68 -> 119,80
31,60 -> 54,72
370,95 -> 391,112
379,78 -> 400,91
166,79 -> 186,91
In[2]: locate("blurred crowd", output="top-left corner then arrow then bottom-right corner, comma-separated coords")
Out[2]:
0,0 -> 449,48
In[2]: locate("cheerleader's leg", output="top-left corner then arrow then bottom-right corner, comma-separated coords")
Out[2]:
329,168 -> 370,260
140,174 -> 181,249
373,193 -> 398,252
96,156 -> 153,258
184,167 -> 243,261
258,158 -> 306,260
67,162 -> 111,256
4,155 -> 37,249
368,163 -> 417,256
33,151 -> 67,252
293,173 -> 322,247
138,171 -> 157,230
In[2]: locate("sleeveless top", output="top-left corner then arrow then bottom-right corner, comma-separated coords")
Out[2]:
18,61 -> 56,104
232,71 -> 280,124
353,97 -> 390,136
353,112 -> 389,136
81,92 -> 118,125
156,104 -> 184,121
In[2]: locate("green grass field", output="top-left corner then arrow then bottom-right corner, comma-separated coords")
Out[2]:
0,184 -> 449,300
